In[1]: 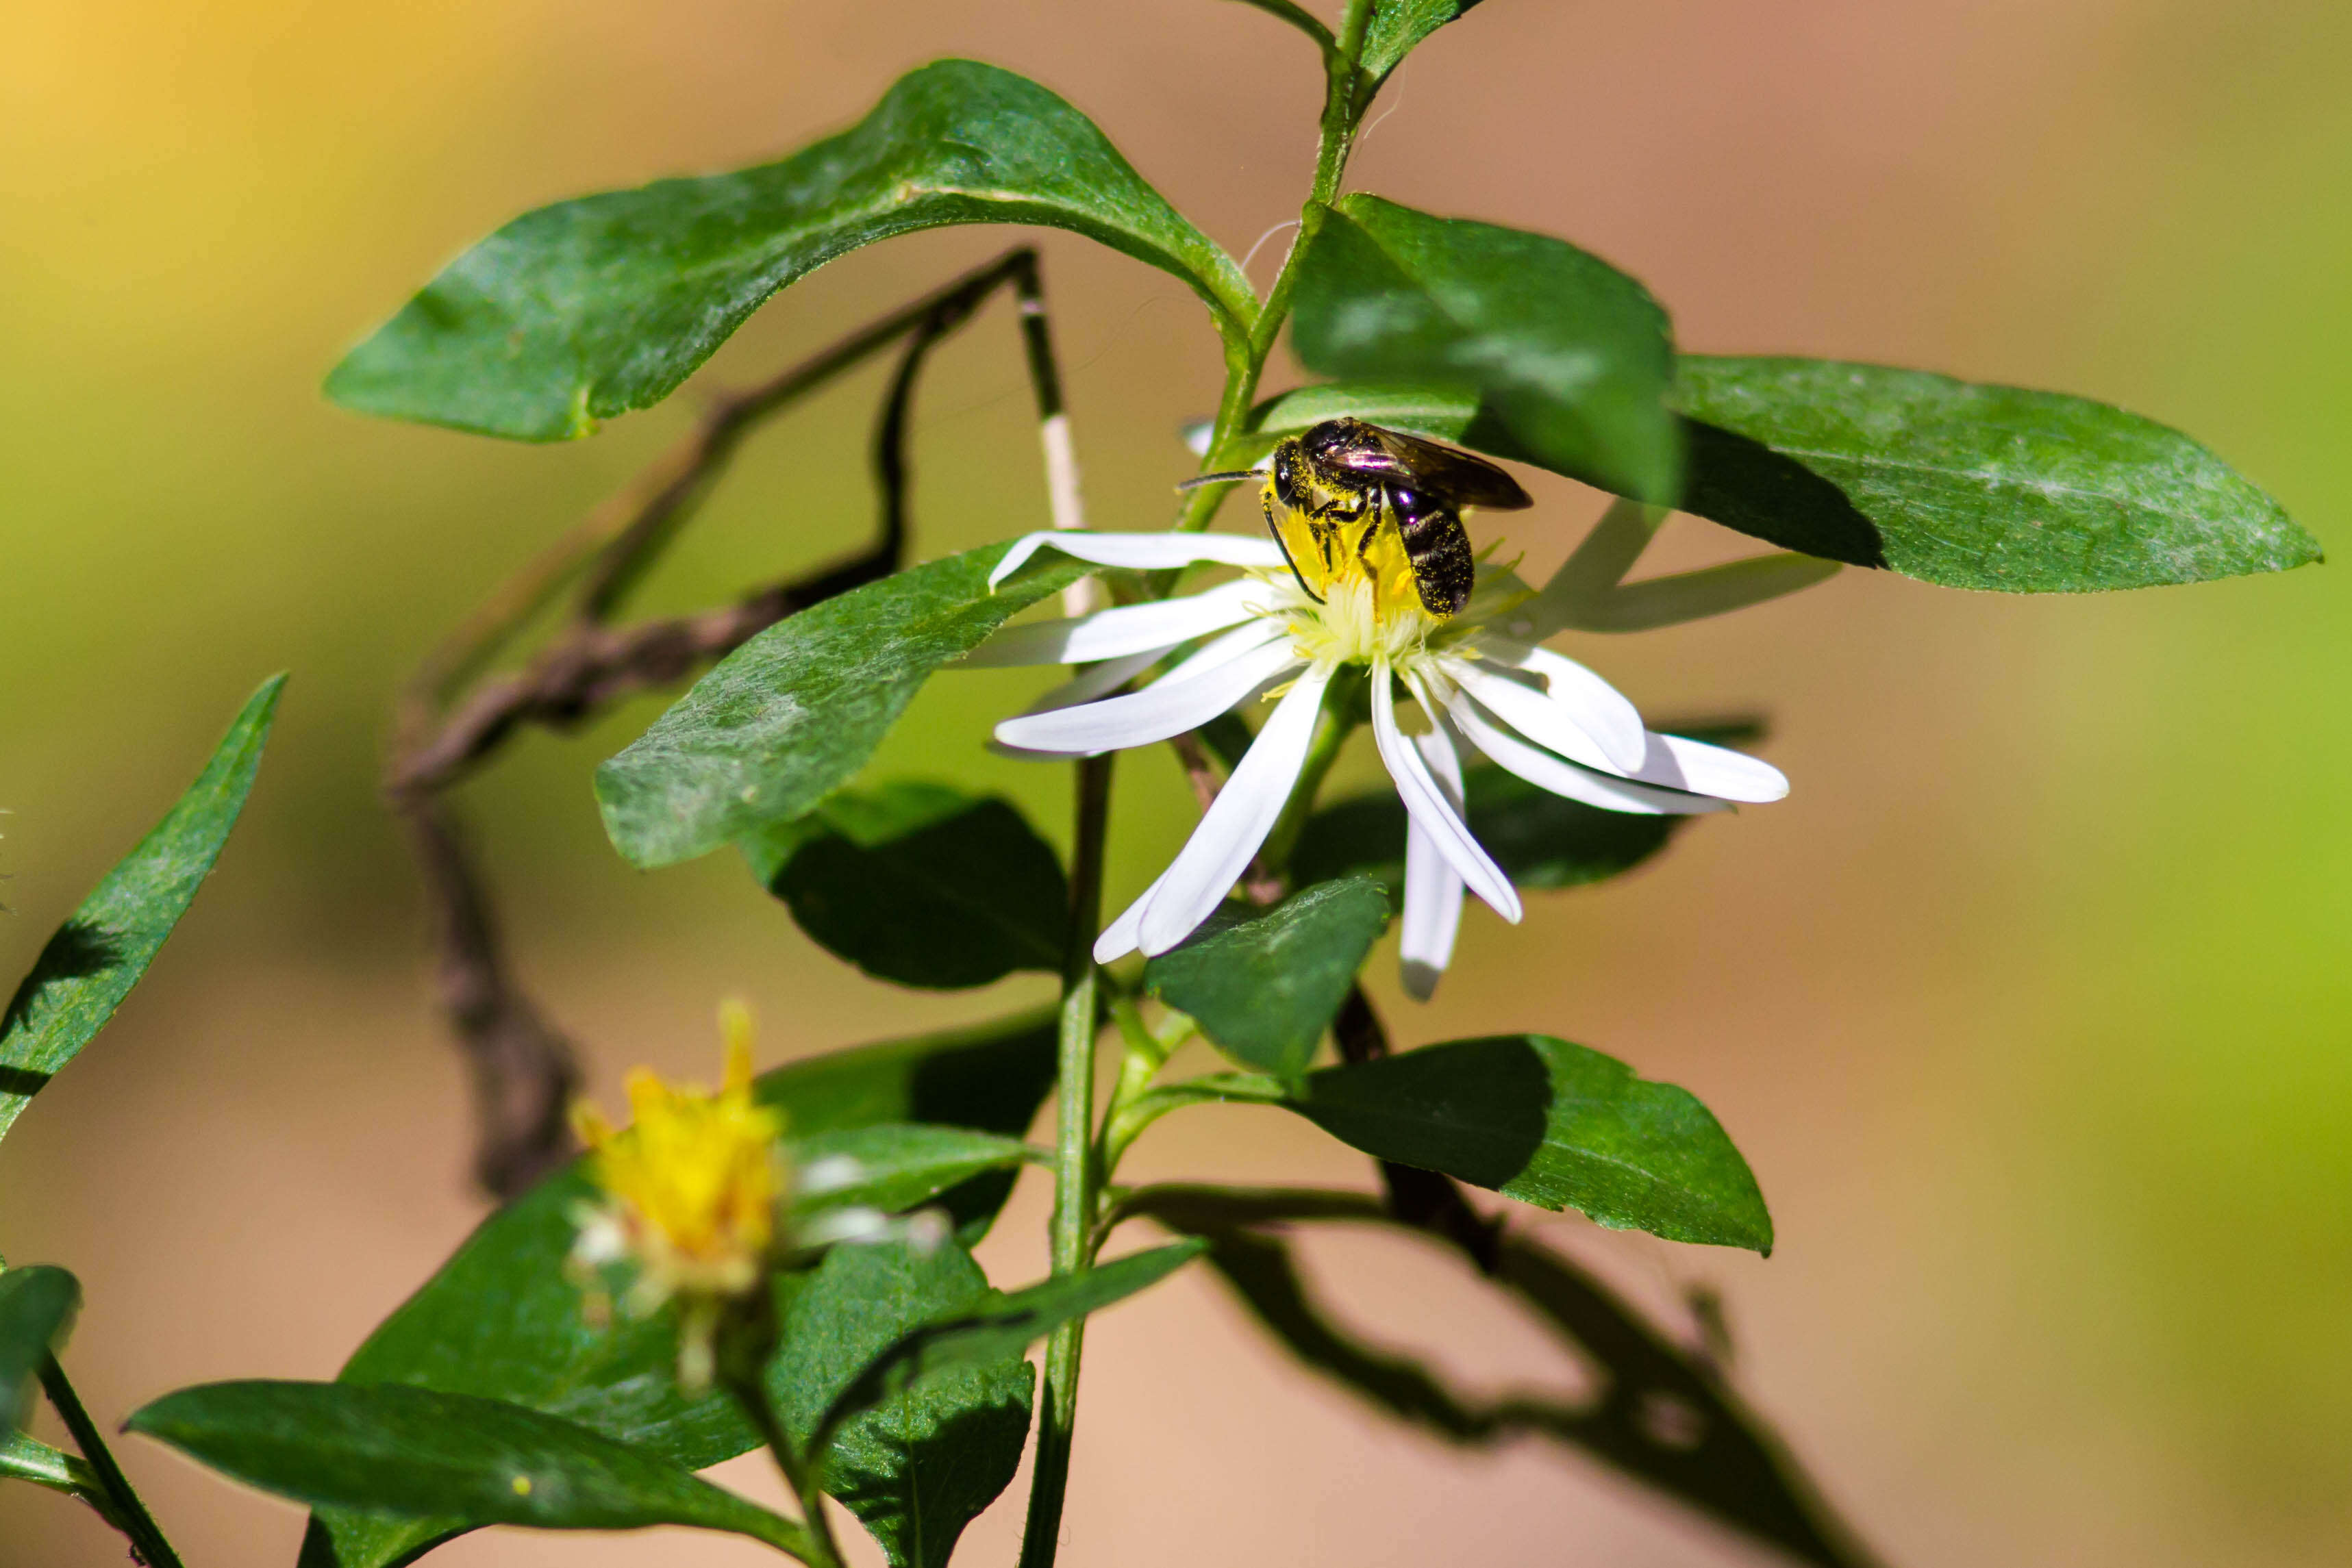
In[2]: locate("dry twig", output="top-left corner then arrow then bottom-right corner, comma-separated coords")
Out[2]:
387,247 -> 1080,1196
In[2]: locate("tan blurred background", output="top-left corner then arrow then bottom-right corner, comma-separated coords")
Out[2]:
3,1 -> 2348,1563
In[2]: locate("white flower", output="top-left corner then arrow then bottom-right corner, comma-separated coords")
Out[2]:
961,501 -> 1832,996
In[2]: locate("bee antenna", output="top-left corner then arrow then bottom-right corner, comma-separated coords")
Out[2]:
1175,470 -> 1259,492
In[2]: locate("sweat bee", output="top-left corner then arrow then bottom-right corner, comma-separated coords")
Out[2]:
1190,417 -> 1533,620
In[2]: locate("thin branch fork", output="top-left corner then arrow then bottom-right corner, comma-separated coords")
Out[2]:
390,246 -> 1058,798
387,246 -> 1080,1196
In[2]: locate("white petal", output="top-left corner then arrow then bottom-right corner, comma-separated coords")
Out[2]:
993,633 -> 1299,757
1027,649 -> 1168,713
1446,659 -> 1619,775
1471,640 -> 1648,772
1095,865 -> 1171,963
988,651 -> 1171,761
1444,688 -> 1729,815
795,1154 -> 866,1196
1413,713 -> 1467,815
1632,733 -> 1789,803
1399,821 -> 1465,1000
1374,665 -> 1521,924
988,530 -> 1286,590
1399,723 -> 1467,1000
961,579 -> 1267,668
1135,666 -> 1336,954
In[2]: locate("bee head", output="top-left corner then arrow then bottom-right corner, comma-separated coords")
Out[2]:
1270,442 -> 1303,505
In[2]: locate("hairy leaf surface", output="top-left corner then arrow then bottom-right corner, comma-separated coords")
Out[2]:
597,542 -> 1086,870
817,1243 -> 1207,1442
773,1241 -> 1034,1568
1248,372 -> 2318,592
134,1382 -> 810,1557
1672,355 -> 2319,590
1291,197 -> 1677,503
1144,878 -> 1388,1080
1360,0 -> 1491,83
1292,1035 -> 1771,1251
328,60 -> 1254,440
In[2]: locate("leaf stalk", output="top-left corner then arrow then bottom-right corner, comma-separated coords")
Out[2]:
38,1356 -> 185,1568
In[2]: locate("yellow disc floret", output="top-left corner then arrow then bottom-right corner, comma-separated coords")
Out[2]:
568,1002 -> 787,1381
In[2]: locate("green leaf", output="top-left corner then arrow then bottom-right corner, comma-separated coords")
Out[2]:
816,1242 -> 1207,1443
326,59 -> 1255,441
745,1009 -> 1060,1172
1126,1186 -> 1877,1568
743,783 -> 1068,989
131,1382 -> 812,1558
1291,195 -> 1678,503
1,1428 -> 114,1521
1291,759 -> 1686,894
0,676 -> 284,1147
772,1241 -> 1034,1568
1221,0 -> 1334,51
1671,355 -> 2320,591
597,542 -> 1086,870
1243,380 -> 1488,455
1144,878 -> 1388,1080
1240,380 -> 1642,498
1289,1035 -> 1771,1251
1248,363 -> 2316,592
0,1266 -> 79,1432
1359,0 -> 1490,83
789,1124 -> 1034,1223
301,1009 -> 1057,1568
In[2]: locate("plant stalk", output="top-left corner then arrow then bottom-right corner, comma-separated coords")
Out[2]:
38,1356 -> 185,1568
721,1365 -> 840,1567
1018,750 -> 1115,1568
1174,0 -> 1377,537
1017,14 -> 1379,1561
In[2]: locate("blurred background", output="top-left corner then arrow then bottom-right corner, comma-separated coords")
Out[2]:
3,1 -> 2347,1563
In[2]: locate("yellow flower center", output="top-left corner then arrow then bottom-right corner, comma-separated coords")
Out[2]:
571,1002 -> 785,1304
1263,570 -> 1440,673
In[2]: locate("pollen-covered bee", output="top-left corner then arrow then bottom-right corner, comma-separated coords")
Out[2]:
1191,418 -> 1532,620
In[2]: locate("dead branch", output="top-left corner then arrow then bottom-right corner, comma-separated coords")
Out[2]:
387,246 -> 1076,1197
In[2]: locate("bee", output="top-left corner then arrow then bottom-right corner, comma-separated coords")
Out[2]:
1189,418 -> 1532,620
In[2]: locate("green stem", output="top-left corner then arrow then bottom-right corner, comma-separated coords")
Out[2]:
1174,0 -> 1377,538
1099,1072 -> 1288,1178
721,1366 -> 840,1567
1017,751 -> 1114,1568
1014,16 -> 1379,1562
38,1356 -> 184,1568
0,1430 -> 125,1531
1093,994 -> 1197,1180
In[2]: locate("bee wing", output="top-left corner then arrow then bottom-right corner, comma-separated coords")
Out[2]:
1331,427 -> 1534,511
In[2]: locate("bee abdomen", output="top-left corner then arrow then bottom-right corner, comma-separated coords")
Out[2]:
1388,487 -> 1474,618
